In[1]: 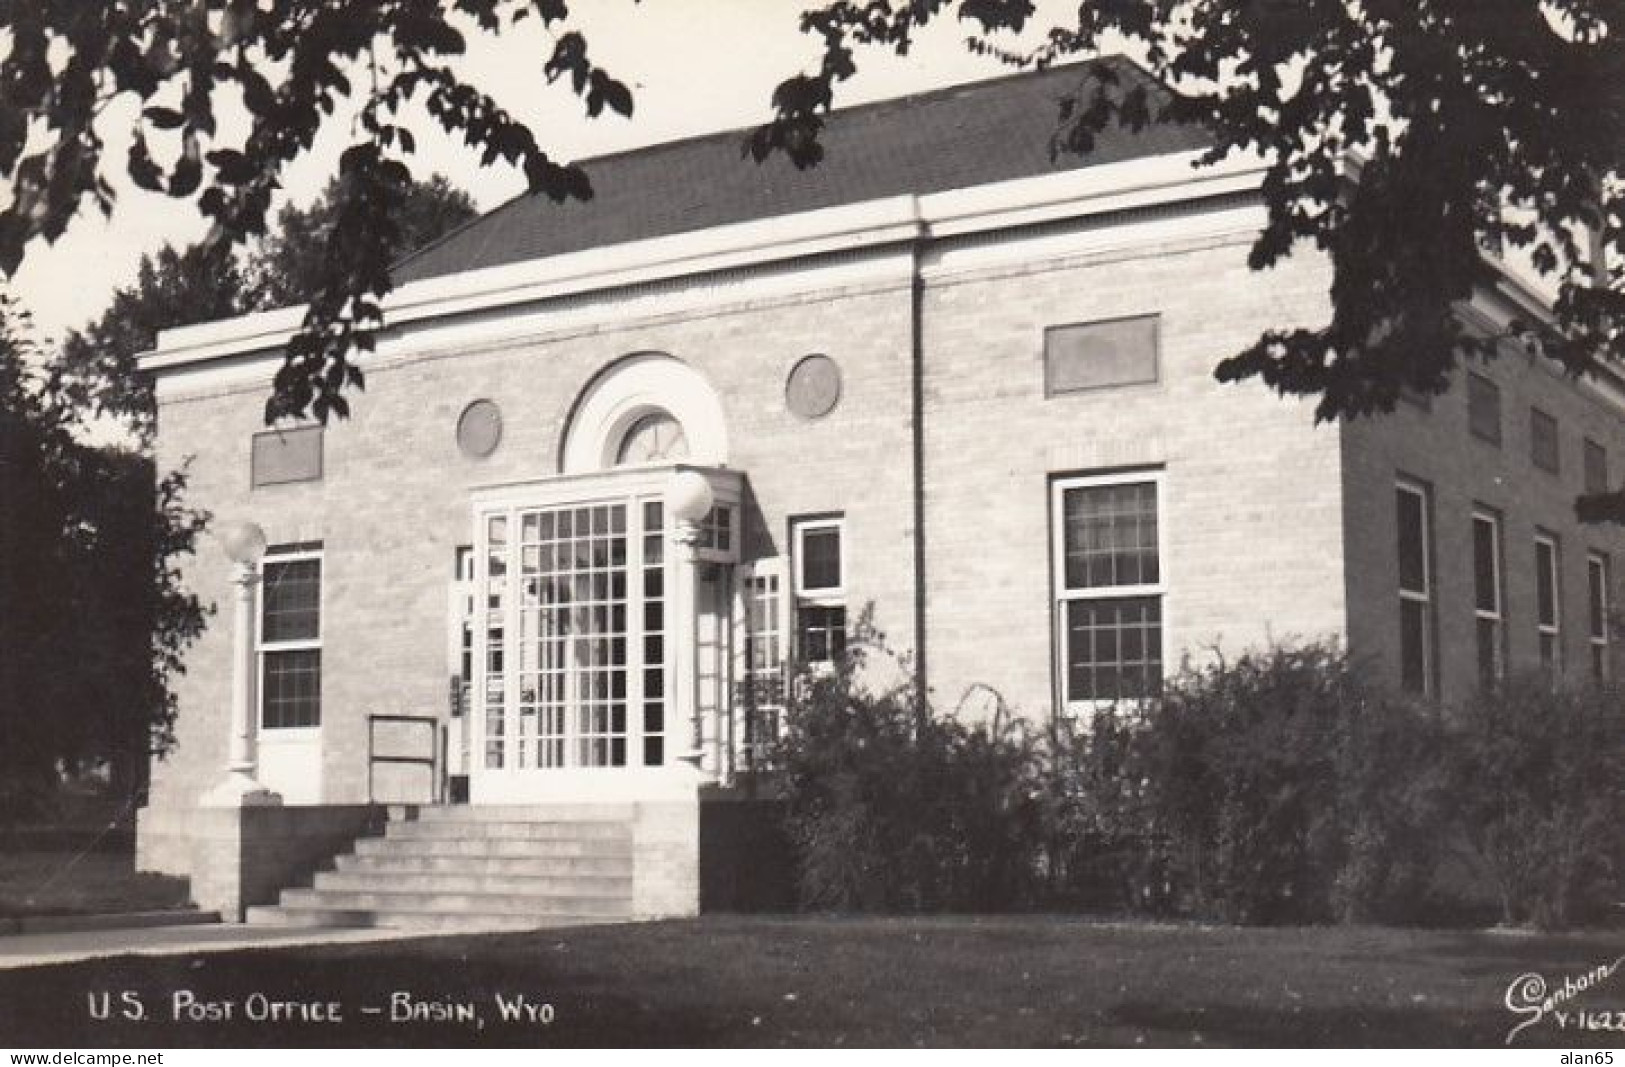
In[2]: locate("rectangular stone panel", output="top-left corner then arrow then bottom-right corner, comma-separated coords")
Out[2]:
1044,314 -> 1159,396
251,425 -> 323,487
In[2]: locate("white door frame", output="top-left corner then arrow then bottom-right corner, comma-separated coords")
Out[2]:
467,464 -> 742,803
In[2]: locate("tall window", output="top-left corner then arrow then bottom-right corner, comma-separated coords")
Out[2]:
1530,408 -> 1561,474
1535,532 -> 1562,671
260,547 -> 322,729
1054,472 -> 1165,710
1395,482 -> 1433,694
741,561 -> 788,765
640,501 -> 666,767
1472,511 -> 1504,684
791,517 -> 846,665
452,546 -> 475,716
1588,552 -> 1611,681
1585,438 -> 1610,495
1467,373 -> 1502,445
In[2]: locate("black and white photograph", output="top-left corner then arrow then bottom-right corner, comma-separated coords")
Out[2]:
1,0 -> 1623,1052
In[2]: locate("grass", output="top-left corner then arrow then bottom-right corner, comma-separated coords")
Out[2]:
0,851 -> 190,919
3,916 -> 1625,1047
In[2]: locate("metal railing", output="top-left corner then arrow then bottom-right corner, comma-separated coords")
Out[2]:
366,713 -> 443,805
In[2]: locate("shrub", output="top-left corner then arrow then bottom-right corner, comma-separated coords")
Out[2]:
776,635 -> 1617,930
1033,708 -> 1166,913
1034,644 -> 1451,925
776,645 -> 1040,912
1449,674 -> 1625,929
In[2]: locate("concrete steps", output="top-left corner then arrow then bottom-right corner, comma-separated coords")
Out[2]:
383,820 -> 631,842
331,852 -> 631,877
242,905 -> 613,931
352,835 -> 628,859
413,803 -> 634,822
244,805 -> 638,931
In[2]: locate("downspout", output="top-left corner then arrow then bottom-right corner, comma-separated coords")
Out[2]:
910,219 -> 929,726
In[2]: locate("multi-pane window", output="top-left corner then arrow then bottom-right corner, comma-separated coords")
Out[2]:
518,504 -> 630,770
1472,511 -> 1504,684
792,518 -> 846,665
453,546 -> 475,716
697,505 -> 733,554
1531,408 -> 1561,474
1585,438 -> 1609,495
260,548 -> 322,729
1467,373 -> 1502,445
641,502 -> 666,767
741,563 -> 788,765
1535,532 -> 1562,671
483,516 -> 508,768
1054,473 -> 1164,708
1395,482 -> 1433,695
1588,552 -> 1611,681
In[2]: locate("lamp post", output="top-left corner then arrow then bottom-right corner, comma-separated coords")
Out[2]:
665,471 -> 714,778
202,521 -> 282,808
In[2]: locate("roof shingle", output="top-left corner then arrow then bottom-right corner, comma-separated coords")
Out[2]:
393,56 -> 1207,284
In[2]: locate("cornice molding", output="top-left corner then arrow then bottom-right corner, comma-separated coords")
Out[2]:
139,149 -> 1269,375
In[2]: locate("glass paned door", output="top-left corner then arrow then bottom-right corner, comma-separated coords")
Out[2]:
478,499 -> 666,773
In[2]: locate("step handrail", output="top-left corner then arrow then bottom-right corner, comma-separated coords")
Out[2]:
366,713 -> 442,804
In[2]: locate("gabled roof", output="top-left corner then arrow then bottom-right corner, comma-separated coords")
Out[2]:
393,56 -> 1208,284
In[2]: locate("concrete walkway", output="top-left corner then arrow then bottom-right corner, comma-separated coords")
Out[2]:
0,922 -> 458,971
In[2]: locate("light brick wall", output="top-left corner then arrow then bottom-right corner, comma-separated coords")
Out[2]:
920,228 -> 1346,718
1342,348 -> 1625,703
145,187 -> 1625,896
144,263 -> 920,857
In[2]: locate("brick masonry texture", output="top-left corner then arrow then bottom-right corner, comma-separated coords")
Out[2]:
1342,348 -> 1625,703
921,228 -> 1346,716
141,197 -> 1625,886
144,263 -> 919,874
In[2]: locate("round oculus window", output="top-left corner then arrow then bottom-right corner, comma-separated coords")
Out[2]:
456,399 -> 503,458
786,354 -> 841,419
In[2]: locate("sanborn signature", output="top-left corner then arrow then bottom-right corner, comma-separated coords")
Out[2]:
1505,955 -> 1625,1044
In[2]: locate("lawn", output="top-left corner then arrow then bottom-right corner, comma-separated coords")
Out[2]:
0,852 -> 190,920
3,916 -> 1625,1047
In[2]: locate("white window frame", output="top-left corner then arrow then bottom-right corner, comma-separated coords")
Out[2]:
1051,470 -> 1168,716
1396,480 -> 1433,696
790,516 -> 846,667
1588,552 -> 1611,681
1471,510 -> 1504,683
792,517 -> 845,600
1535,531 -> 1563,672
258,545 -> 323,731
735,558 -> 790,769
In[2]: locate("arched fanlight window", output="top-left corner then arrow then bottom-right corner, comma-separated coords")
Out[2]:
615,411 -> 690,466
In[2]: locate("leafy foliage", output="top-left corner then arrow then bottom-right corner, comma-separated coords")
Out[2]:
242,173 -> 476,312
50,174 -> 476,443
780,641 -> 1595,928
52,243 -> 245,445
777,644 -> 1039,911
1448,673 -> 1625,929
0,297 -> 207,821
756,1 -> 1625,520
1110,645 -> 1452,925
5,4 -> 1621,517
1,1 -> 631,424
